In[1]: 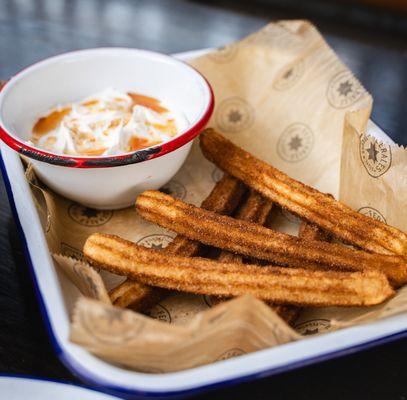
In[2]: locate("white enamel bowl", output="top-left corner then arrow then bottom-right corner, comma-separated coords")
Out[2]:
0,48 -> 214,209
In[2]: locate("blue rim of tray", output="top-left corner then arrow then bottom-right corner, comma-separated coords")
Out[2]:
1,151 -> 406,399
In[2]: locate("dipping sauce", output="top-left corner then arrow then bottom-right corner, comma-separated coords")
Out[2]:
29,88 -> 187,156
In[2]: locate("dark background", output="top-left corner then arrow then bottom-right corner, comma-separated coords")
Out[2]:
0,1 -> 406,399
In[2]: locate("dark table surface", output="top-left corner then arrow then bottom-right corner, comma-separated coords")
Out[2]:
0,1 -> 406,399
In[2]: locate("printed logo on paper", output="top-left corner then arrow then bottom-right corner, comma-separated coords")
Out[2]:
81,306 -> 145,344
277,123 -> 314,163
211,167 -> 224,183
208,44 -> 238,63
73,262 -> 100,300
273,59 -> 305,91
359,135 -> 392,178
137,234 -> 173,250
216,348 -> 246,361
358,206 -> 387,224
61,242 -> 85,261
327,70 -> 365,109
216,97 -> 255,133
148,303 -> 172,323
159,180 -> 187,200
68,204 -> 113,227
295,319 -> 331,336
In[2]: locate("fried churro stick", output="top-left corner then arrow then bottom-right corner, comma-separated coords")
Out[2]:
215,192 -> 298,323
200,129 -> 407,257
164,173 -> 247,257
298,221 -> 331,242
85,233 -> 394,307
109,235 -> 201,311
109,175 -> 246,310
218,190 -> 273,263
135,190 -> 407,287
109,280 -> 166,311
282,220 -> 333,323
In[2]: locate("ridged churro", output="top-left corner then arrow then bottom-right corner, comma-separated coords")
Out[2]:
200,129 -> 407,257
285,220 -> 332,322
85,233 -> 394,307
110,174 -> 246,309
109,280 -> 166,311
298,221 -> 331,242
135,190 -> 407,287
214,191 -> 298,323
218,190 -> 273,263
109,235 -> 201,311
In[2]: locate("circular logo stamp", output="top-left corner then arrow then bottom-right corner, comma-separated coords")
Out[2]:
208,44 -> 238,63
273,59 -> 305,91
159,180 -> 186,200
216,97 -> 255,133
359,135 -> 392,178
327,70 -> 365,109
211,167 -> 224,183
137,234 -> 173,251
216,348 -> 246,361
81,306 -> 145,344
148,303 -> 172,323
73,262 -> 101,299
295,319 -> 331,336
358,206 -> 386,224
277,123 -> 314,163
68,204 -> 113,227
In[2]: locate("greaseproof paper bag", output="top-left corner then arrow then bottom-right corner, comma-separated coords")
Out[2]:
23,20 -> 406,371
294,113 -> 407,334
340,113 -> 406,232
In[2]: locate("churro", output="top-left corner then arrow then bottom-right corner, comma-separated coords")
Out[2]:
135,190 -> 407,287
85,233 -> 394,307
214,191 -> 298,323
298,221 -> 331,242
285,220 -> 331,323
109,280 -> 166,311
200,129 -> 407,257
218,190 -> 272,263
110,174 -> 246,309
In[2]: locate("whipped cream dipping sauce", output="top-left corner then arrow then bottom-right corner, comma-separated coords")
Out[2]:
29,88 -> 188,156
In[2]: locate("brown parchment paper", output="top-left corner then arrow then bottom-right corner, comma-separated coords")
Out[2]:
294,112 -> 407,334
24,20 -> 407,372
70,296 -> 299,373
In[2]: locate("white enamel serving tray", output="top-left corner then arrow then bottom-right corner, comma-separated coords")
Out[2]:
1,49 -> 406,399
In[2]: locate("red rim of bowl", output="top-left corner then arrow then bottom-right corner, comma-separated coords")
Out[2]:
0,50 -> 214,168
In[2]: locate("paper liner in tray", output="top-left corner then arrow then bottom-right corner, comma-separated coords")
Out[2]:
24,20 -> 407,372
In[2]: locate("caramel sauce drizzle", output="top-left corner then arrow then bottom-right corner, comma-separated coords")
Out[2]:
128,92 -> 169,114
33,107 -> 71,136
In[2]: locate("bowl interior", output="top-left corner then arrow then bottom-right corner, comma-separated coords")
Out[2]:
0,48 -> 211,146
